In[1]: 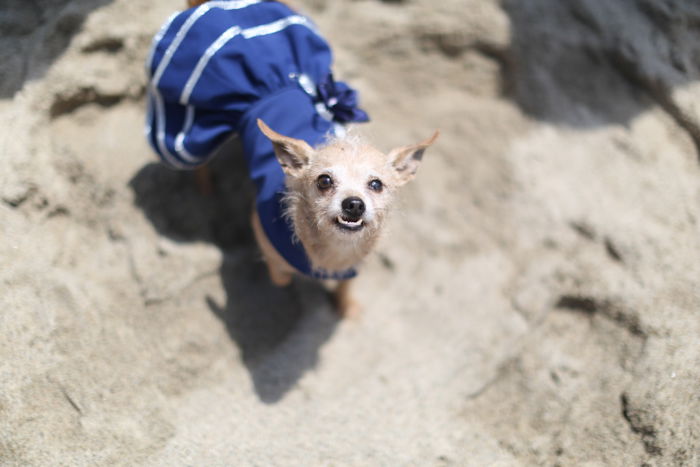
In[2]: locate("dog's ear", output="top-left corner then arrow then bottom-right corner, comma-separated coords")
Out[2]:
257,119 -> 314,176
387,130 -> 439,185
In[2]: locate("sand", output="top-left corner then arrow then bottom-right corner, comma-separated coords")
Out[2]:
1,0 -> 699,465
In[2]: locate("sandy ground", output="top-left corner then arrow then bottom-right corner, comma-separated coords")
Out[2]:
1,0 -> 699,465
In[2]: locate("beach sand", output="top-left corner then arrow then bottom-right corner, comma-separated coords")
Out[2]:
1,0 -> 698,465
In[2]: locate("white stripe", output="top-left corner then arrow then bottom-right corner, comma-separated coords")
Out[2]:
150,0 -> 261,166
173,13 -> 320,163
174,106 -> 200,163
151,3 -> 321,168
151,5 -> 211,166
180,15 -> 318,105
154,89 -> 188,168
180,26 -> 242,105
242,15 -> 315,39
146,12 -> 178,77
152,5 -> 212,87
151,0 -> 261,85
153,85 -> 189,168
145,93 -> 154,138
145,12 -> 177,140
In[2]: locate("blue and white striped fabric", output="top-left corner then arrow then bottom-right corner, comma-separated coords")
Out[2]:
145,0 -> 369,280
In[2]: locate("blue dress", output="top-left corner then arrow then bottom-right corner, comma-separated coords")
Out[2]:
145,0 -> 369,280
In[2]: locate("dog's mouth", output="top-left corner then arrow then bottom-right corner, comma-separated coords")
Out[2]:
335,215 -> 365,232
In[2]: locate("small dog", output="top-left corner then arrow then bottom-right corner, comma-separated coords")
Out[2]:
148,0 -> 437,316
255,120 -> 437,315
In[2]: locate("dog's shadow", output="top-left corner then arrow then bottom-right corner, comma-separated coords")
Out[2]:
129,138 -> 338,404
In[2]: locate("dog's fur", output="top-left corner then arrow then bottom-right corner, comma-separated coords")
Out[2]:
257,120 -> 438,316
185,0 -> 438,316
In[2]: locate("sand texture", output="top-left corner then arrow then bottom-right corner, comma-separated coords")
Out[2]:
1,0 -> 699,465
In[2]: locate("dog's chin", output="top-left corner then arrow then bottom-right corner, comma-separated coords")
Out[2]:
334,215 -> 366,233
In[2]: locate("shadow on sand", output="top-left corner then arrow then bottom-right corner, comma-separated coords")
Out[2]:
129,138 -> 338,404
1,0 -> 114,98
501,0 -> 700,158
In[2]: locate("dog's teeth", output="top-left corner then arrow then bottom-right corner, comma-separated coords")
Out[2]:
337,216 -> 363,227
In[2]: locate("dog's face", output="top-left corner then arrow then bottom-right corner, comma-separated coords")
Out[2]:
257,119 -> 438,269
292,141 -> 396,239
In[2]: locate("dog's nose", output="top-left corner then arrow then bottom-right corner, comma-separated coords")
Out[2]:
341,197 -> 365,219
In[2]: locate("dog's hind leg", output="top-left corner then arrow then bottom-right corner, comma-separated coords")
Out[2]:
194,165 -> 214,196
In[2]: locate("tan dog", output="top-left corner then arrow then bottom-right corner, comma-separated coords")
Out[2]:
255,120 -> 438,316
181,0 -> 438,316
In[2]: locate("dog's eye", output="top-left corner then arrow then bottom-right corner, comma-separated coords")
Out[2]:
368,179 -> 383,192
317,174 -> 333,191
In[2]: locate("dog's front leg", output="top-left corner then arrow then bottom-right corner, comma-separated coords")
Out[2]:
251,208 -> 294,287
334,280 -> 361,318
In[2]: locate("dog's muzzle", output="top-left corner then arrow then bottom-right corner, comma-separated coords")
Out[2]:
336,197 -> 366,231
